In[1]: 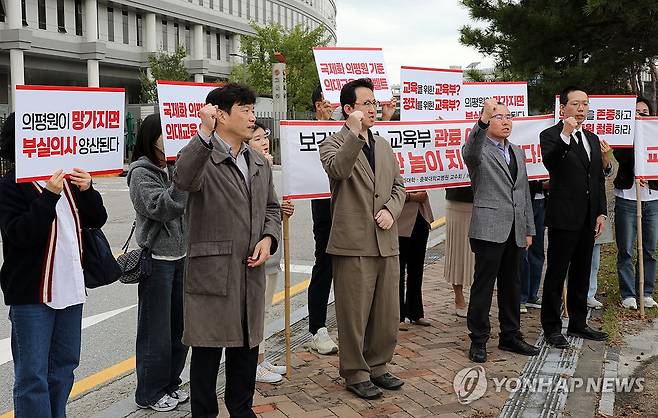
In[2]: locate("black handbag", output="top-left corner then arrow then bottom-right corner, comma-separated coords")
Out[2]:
117,220 -> 163,284
82,228 -> 122,289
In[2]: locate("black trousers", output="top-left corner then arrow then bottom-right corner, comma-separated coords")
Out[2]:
190,345 -> 258,418
399,212 -> 430,322
308,198 -> 333,335
467,229 -> 522,345
540,221 -> 595,336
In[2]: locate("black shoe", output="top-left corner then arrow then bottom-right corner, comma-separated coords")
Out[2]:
546,333 -> 570,349
371,372 -> 404,390
468,343 -> 487,363
499,337 -> 540,356
346,381 -> 383,400
567,325 -> 608,341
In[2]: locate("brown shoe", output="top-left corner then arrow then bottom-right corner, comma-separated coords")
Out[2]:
411,318 -> 431,327
399,322 -> 409,331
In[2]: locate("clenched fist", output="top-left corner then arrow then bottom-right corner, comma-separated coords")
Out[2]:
199,104 -> 219,138
561,116 -> 578,137
480,98 -> 498,124
346,110 -> 364,136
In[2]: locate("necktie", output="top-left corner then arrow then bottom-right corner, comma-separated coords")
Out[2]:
574,131 -> 589,163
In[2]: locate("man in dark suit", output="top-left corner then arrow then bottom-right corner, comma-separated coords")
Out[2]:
462,99 -> 539,363
540,86 -> 609,348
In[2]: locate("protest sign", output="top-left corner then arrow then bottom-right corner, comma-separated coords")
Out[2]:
279,116 -> 552,199
554,94 -> 636,147
462,82 -> 528,120
312,47 -> 392,106
156,80 -> 221,160
14,85 -> 125,183
399,66 -> 463,121
634,117 -> 658,180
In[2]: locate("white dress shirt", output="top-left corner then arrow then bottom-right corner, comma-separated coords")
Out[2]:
560,127 -> 591,160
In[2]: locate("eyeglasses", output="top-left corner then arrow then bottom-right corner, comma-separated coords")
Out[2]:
492,114 -> 513,121
354,100 -> 380,108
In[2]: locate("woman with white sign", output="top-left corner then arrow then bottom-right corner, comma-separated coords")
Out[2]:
0,113 -> 108,418
127,113 -> 189,412
248,122 -> 294,383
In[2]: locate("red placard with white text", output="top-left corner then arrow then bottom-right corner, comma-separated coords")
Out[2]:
399,66 -> 464,121
462,82 -> 528,120
634,118 -> 658,180
279,116 -> 553,200
553,95 -> 636,147
14,85 -> 125,183
312,47 -> 392,106
156,80 -> 222,160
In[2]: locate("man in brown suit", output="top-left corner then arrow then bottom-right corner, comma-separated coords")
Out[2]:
319,78 -> 406,400
174,84 -> 281,418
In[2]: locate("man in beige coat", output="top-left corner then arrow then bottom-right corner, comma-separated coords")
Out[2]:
174,84 -> 281,418
319,78 -> 406,400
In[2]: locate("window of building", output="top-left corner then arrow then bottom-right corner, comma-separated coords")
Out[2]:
246,0 -> 250,20
229,0 -> 233,15
38,0 -> 46,29
269,1 -> 273,23
277,4 -> 281,25
174,22 -> 180,48
210,0 -> 214,9
238,0 -> 242,17
161,20 -> 168,50
75,0 -> 83,35
199,0 -> 203,6
185,25 -> 191,55
56,0 -> 66,32
284,6 -> 287,29
255,0 -> 259,21
206,30 -> 211,58
0,1 -> 5,23
21,0 -> 27,26
107,8 -> 114,41
122,11 -> 128,44
136,14 -> 143,45
225,33 -> 230,60
216,32 -> 221,60
220,0 -> 224,12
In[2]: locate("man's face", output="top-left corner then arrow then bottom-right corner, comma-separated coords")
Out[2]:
219,103 -> 256,141
561,90 -> 589,124
345,87 -> 377,129
637,101 -> 650,116
488,105 -> 513,140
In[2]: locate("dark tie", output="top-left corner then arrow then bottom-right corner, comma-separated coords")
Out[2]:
574,131 -> 590,163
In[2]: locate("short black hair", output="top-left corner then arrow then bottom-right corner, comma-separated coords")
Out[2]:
205,83 -> 257,114
637,97 -> 654,116
312,85 -> 324,111
130,113 -> 163,164
0,113 -> 15,163
340,78 -> 375,118
560,86 -> 587,106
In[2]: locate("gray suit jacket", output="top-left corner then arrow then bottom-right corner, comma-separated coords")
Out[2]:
462,122 -> 535,247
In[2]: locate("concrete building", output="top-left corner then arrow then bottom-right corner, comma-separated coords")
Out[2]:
0,0 -> 337,105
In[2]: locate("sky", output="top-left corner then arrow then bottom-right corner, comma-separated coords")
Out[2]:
333,0 -> 494,84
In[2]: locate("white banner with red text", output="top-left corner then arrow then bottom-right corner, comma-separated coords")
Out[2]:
14,85 -> 125,183
399,66 -> 464,121
634,118 -> 658,180
462,82 -> 528,120
279,116 -> 553,200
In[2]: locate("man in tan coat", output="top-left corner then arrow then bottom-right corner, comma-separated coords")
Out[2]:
319,78 -> 406,400
174,84 -> 281,418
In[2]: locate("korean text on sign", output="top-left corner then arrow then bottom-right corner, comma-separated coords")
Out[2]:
462,82 -> 528,120
399,66 -> 464,121
14,85 -> 125,183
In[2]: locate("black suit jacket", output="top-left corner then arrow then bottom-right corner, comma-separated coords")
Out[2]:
540,121 -> 606,231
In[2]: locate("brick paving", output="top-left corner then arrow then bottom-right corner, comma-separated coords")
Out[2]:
251,258 -> 542,418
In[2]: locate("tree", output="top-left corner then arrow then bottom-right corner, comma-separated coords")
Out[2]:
230,23 -> 331,112
460,0 -> 658,112
140,46 -> 191,103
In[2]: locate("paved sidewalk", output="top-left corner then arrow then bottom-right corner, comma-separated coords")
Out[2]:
250,250 -> 542,418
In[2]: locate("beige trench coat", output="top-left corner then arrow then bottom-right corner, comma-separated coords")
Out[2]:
174,134 -> 281,348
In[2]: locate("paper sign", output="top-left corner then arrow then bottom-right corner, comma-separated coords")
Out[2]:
14,85 -> 125,183
399,66 -> 464,121
156,80 -> 221,160
462,82 -> 528,120
312,47 -> 392,106
554,94 -> 636,147
634,117 -> 658,180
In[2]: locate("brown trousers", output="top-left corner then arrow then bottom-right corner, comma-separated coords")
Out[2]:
332,255 -> 400,385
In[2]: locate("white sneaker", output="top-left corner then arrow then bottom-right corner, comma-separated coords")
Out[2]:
169,389 -> 189,403
587,297 -> 603,309
644,296 -> 658,308
309,327 -> 338,355
520,304 -> 528,314
137,394 -> 179,412
261,360 -> 287,375
621,297 -> 638,310
256,364 -> 283,383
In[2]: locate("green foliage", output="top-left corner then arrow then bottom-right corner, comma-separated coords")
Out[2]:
140,46 -> 191,103
230,22 -> 330,112
460,0 -> 658,112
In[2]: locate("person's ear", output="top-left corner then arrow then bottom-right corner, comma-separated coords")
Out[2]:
343,104 -> 353,116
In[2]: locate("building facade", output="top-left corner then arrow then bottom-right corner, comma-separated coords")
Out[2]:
0,0 -> 337,105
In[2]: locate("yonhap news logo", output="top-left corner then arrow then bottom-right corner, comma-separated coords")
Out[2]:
453,366 -> 487,404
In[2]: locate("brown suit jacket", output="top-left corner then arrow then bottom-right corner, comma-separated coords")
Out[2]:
319,125 -> 406,257
397,198 -> 434,238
